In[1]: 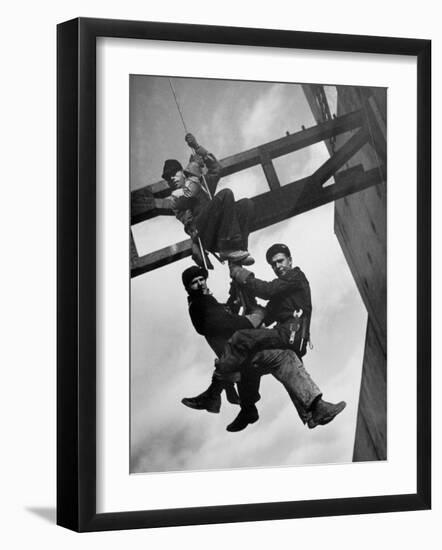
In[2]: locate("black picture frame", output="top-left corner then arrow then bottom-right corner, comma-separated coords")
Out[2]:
57,17 -> 431,532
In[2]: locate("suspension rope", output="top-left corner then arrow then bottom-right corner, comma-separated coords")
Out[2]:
168,78 -> 217,273
168,78 -> 213,200
168,78 -> 188,134
197,236 -> 209,272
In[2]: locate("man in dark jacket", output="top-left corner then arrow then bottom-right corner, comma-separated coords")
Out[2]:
216,243 -> 312,371
215,243 -> 346,429
181,265 -> 263,423
181,265 -> 345,432
162,133 -> 254,265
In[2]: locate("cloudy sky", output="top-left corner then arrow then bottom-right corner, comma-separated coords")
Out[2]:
129,76 -> 367,474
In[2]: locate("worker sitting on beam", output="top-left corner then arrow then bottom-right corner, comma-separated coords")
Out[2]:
161,133 -> 255,267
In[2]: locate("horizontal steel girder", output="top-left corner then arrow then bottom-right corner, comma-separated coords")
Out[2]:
131,164 -> 384,277
131,108 -> 364,225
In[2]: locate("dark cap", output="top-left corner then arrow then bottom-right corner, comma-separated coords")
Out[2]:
162,159 -> 183,180
266,243 -> 291,264
181,265 -> 208,288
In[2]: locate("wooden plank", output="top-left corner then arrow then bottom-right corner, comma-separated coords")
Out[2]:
130,108 -> 364,224
131,165 -> 383,277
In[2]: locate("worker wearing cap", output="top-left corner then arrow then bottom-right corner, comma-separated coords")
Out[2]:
162,133 -> 255,266
181,265 -> 344,432
217,243 -> 313,365
180,265 -> 263,424
213,243 -> 346,430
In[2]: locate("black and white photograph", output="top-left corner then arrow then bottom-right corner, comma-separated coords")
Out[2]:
0,0 -> 436,543
129,76 -> 387,474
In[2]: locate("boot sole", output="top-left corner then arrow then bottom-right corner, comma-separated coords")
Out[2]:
240,258 -> 255,266
308,401 -> 346,429
181,398 -> 220,414
226,414 -> 259,432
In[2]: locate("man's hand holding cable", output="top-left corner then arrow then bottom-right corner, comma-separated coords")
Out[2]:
185,132 -> 199,150
229,264 -> 253,285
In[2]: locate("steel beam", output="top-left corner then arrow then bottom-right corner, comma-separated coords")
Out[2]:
131,165 -> 383,277
310,127 -> 369,188
259,147 -> 281,190
301,84 -> 335,155
131,187 -> 174,224
130,108 -> 364,224
131,239 -> 192,278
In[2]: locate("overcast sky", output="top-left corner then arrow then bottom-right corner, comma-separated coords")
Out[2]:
129,76 -> 367,474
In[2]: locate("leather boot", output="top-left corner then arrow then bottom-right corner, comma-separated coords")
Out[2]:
181,380 -> 223,413
224,383 -> 241,405
226,405 -> 259,432
219,250 -> 255,265
308,398 -> 346,428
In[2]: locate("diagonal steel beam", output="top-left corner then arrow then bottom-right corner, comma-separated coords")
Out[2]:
130,108 -> 364,224
131,165 -> 383,277
310,127 -> 369,188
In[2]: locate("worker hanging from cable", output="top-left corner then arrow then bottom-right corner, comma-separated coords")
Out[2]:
161,79 -> 255,269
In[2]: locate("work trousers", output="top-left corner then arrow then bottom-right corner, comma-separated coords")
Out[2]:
252,349 -> 321,423
216,325 -> 301,376
195,188 -> 254,253
208,335 -> 321,423
207,334 -> 262,409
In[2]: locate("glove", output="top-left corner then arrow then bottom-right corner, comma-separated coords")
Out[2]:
229,263 -> 242,279
185,222 -> 199,240
230,265 -> 253,285
185,133 -> 199,150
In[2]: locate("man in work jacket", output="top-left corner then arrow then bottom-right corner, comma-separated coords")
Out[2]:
215,243 -> 346,430
181,265 -> 340,432
181,265 -> 262,428
162,133 -> 254,266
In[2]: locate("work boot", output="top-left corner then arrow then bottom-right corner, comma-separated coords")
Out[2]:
224,383 -> 241,405
308,399 -> 346,429
219,250 -> 255,265
226,405 -> 259,432
181,382 -> 223,414
239,254 -> 255,266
